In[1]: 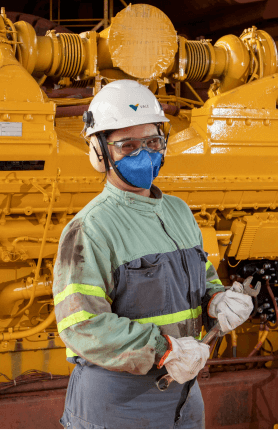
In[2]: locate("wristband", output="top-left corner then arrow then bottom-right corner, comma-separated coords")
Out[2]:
157,335 -> 172,369
207,292 -> 222,318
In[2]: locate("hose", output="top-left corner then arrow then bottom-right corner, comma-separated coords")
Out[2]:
266,279 -> 278,329
0,309 -> 56,341
10,171 -> 59,319
231,330 -> 237,357
212,337 -> 223,359
207,354 -> 278,366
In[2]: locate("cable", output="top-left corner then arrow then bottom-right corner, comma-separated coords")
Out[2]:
212,337 -> 223,358
0,370 -> 68,392
227,259 -> 242,268
261,338 -> 274,355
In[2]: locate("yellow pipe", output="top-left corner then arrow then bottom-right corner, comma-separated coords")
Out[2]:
0,309 -> 56,341
0,275 -> 53,317
11,3 -> 278,89
36,36 -> 53,72
12,171 -> 59,318
248,327 -> 269,357
12,236 -> 59,247
212,35 -> 250,93
231,330 -> 237,348
216,231 -> 232,261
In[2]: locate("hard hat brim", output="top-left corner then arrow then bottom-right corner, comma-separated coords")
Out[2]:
86,114 -> 170,136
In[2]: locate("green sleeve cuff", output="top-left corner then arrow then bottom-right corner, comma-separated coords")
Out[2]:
154,334 -> 168,364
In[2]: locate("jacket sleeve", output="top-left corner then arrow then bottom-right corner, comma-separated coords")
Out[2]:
53,219 -> 168,375
193,217 -> 226,331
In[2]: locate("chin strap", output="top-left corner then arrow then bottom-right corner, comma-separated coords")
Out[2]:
93,145 -> 103,162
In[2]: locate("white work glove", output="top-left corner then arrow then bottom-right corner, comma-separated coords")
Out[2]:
208,281 -> 253,334
163,336 -> 210,384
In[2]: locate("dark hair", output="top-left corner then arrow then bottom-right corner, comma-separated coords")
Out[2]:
102,130 -> 115,141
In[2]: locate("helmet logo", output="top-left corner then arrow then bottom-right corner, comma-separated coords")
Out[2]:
129,104 -> 139,111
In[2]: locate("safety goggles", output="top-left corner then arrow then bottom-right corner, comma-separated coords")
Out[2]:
107,135 -> 166,156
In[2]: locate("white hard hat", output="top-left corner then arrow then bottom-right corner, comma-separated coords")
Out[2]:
83,79 -> 169,136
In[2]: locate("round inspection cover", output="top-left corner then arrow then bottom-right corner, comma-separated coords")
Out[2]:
108,4 -> 178,79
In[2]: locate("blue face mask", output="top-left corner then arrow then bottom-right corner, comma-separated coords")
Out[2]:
114,150 -> 163,189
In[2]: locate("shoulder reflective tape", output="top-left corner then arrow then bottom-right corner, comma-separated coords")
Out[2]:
54,284 -> 112,306
209,278 -> 222,285
57,310 -> 97,333
206,261 -> 212,271
66,348 -> 78,358
132,306 -> 202,326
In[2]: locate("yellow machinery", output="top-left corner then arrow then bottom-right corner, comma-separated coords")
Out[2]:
0,5 -> 278,424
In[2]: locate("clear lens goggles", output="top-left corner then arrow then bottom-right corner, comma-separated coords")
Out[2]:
107,135 -> 166,156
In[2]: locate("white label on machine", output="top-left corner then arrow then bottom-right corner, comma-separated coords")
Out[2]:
0,122 -> 22,136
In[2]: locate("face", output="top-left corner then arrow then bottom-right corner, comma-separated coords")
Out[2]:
106,123 -> 159,162
89,123 -> 164,195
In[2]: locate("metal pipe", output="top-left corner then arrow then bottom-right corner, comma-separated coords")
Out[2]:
185,82 -> 204,104
11,170 -> 59,318
0,276 -> 53,317
266,279 -> 278,328
0,309 -> 56,341
12,236 -> 59,247
109,0 -> 113,22
58,0 -> 60,25
44,88 -> 93,98
56,104 -> 89,117
55,102 -> 181,118
104,0 -> 108,29
248,325 -> 269,357
0,377 -> 69,394
50,18 -> 106,22
231,330 -> 237,357
207,354 -> 278,365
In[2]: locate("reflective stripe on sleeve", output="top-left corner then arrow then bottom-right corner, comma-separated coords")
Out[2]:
57,310 -> 97,333
54,284 -> 112,306
209,278 -> 222,285
66,348 -> 78,358
206,261 -> 212,271
132,306 -> 202,326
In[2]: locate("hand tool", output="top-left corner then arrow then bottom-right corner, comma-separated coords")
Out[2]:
155,276 -> 261,391
155,321 -> 221,391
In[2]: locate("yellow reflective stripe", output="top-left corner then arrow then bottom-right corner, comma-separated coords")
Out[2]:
132,306 -> 202,326
196,332 -> 202,340
57,310 -> 97,333
54,284 -> 112,306
66,347 -> 78,358
209,278 -> 222,285
206,261 -> 212,271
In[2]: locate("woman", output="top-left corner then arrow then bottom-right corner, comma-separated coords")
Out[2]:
53,80 -> 253,429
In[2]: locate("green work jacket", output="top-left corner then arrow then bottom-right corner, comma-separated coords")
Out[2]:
53,181 -> 224,375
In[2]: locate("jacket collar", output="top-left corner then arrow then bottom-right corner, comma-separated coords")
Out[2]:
103,181 -> 163,212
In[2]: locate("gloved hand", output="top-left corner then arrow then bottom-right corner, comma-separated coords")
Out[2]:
208,281 -> 253,334
160,336 -> 210,384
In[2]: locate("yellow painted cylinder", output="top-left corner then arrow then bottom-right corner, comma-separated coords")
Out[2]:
200,227 -> 220,269
98,27 -> 113,70
208,45 -> 226,80
36,36 -> 54,72
0,275 -> 52,317
213,34 -> 250,93
98,4 -> 178,79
